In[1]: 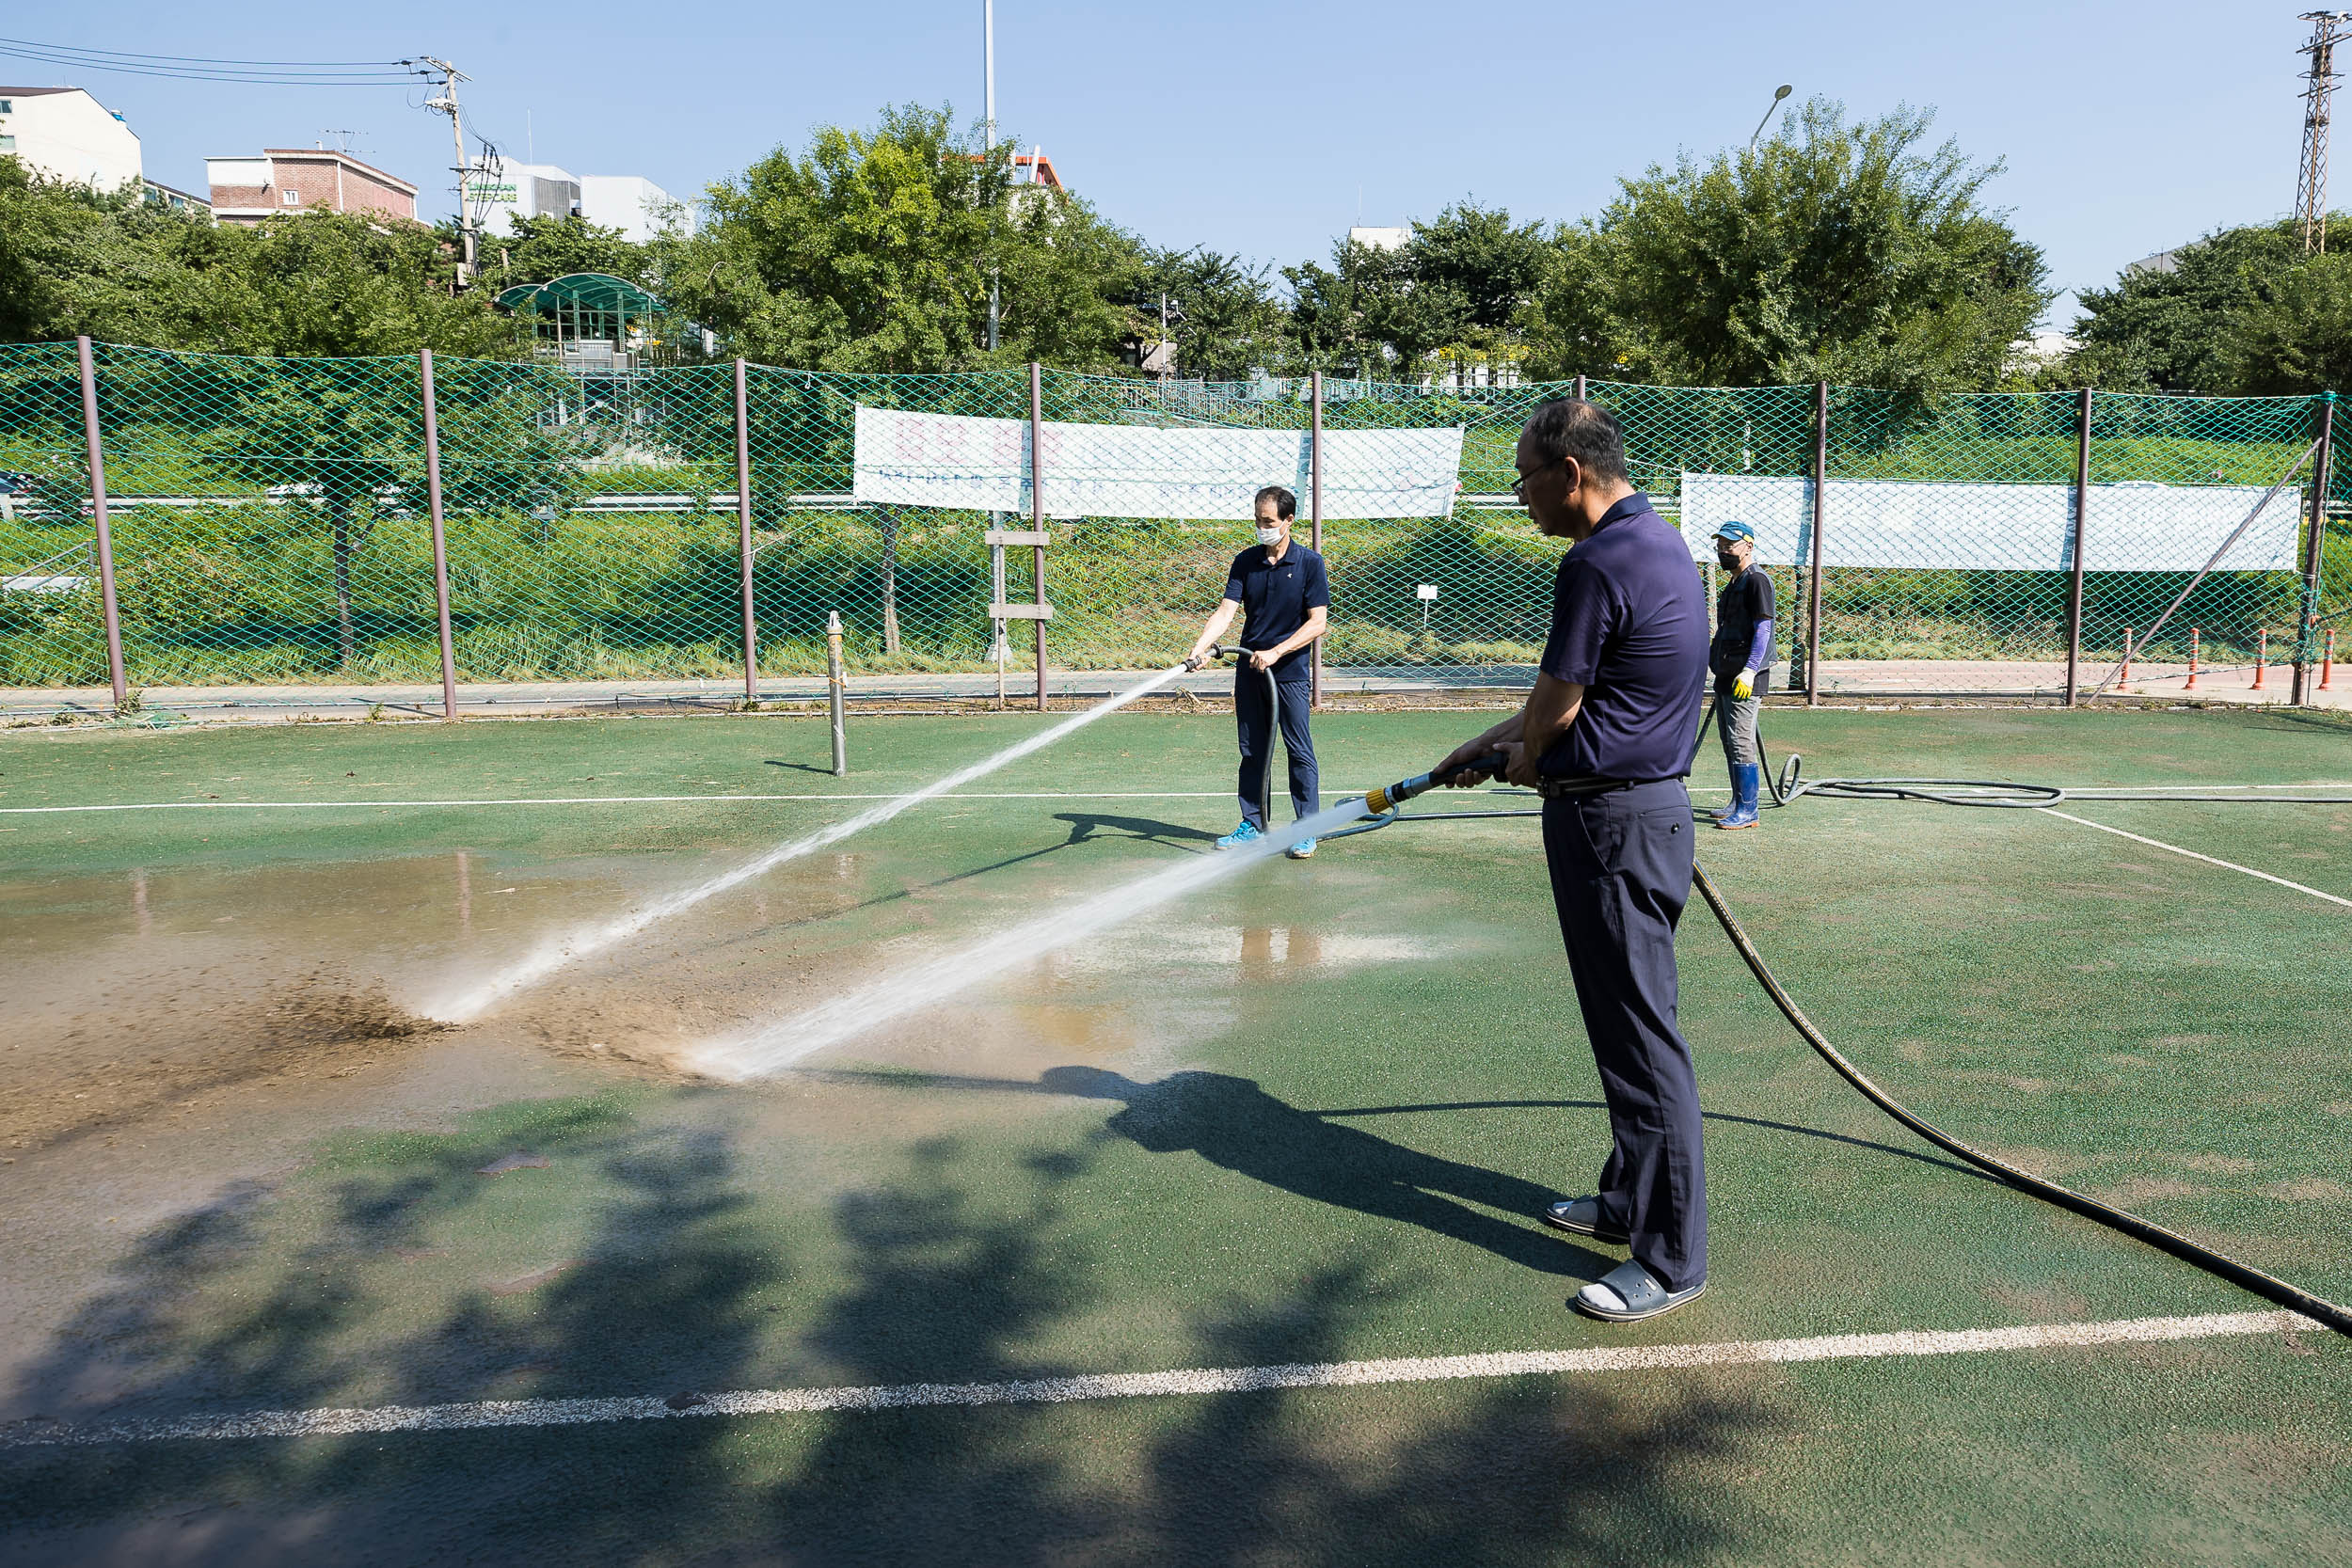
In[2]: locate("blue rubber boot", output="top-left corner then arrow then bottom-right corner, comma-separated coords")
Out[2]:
1716,763 -> 1761,830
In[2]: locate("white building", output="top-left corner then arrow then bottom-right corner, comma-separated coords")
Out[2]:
0,87 -> 142,193
580,175 -> 688,242
465,160 -> 582,237
1348,225 -> 1410,252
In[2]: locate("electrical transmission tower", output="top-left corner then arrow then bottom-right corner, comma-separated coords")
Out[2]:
2297,12 -> 2352,253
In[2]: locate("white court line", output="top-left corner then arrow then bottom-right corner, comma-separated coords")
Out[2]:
0,1309 -> 2313,1449
0,791 -> 1241,816
2046,810 -> 2352,910
6,780 -> 2341,816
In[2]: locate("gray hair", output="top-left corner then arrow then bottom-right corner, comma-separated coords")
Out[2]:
1522,399 -> 1628,483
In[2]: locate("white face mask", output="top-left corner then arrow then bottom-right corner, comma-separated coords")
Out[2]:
1256,525 -> 1283,546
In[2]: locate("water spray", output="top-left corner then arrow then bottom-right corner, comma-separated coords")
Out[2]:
426,661 -> 1197,1022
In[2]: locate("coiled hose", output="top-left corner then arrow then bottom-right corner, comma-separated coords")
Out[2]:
1341,699 -> 2352,1336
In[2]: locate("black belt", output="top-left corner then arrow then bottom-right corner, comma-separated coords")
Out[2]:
1532,775 -> 1676,800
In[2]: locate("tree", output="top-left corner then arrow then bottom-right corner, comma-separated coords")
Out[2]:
1403,200 -> 1549,380
477,213 -> 652,290
2063,220 -> 2322,393
1524,100 -> 2051,396
663,103 -> 1145,374
1130,247 -> 1284,382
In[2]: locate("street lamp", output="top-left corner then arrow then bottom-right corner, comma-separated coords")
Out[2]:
1749,84 -> 1793,151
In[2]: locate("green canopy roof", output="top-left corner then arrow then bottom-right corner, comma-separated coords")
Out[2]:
494,273 -> 661,315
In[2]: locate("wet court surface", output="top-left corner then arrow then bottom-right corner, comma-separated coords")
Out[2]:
1,705 -> 2347,1564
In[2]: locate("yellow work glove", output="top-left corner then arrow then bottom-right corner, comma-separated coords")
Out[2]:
1731,670 -> 1756,700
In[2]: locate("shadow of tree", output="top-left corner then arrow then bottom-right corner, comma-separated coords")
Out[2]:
0,1094 -> 1778,1565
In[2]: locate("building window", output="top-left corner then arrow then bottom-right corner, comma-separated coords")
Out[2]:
282,189 -> 301,205
0,101 -> 12,114
0,135 -> 14,152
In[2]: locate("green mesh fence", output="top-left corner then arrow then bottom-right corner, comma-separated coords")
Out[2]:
2,341 -> 2343,699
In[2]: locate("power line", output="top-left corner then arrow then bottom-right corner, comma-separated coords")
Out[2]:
0,37 -> 417,87
0,38 -> 405,67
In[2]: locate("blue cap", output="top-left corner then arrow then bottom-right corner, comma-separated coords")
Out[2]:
1712,519 -> 1756,545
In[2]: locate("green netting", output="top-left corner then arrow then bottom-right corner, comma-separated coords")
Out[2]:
2,341 -> 2342,697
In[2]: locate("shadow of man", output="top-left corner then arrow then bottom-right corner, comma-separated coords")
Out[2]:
1053,812 -> 1221,852
1041,1066 -> 1610,1279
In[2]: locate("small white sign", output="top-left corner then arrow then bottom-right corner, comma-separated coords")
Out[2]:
1416,583 -> 1439,601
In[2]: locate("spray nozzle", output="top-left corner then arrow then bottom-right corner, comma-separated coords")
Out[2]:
1184,643 -> 1238,673
1361,752 -> 1510,816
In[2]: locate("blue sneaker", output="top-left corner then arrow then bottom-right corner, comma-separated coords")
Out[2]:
1285,837 -> 1317,860
1215,821 -> 1263,850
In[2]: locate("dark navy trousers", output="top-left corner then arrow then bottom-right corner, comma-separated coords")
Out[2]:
1235,672 -> 1318,830
1541,778 -> 1708,1290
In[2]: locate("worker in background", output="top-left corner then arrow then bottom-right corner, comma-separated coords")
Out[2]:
1184,484 -> 1328,859
1434,399 -> 1711,1323
1708,520 -> 1773,830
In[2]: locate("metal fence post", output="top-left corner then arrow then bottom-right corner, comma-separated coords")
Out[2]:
73,336 -> 127,709
2066,387 -> 2091,706
734,358 -> 757,705
1310,370 -> 1324,709
2294,391 -> 2336,705
1029,361 -> 1048,712
1572,374 -> 1587,403
1805,379 -> 1827,705
418,349 -> 459,720
826,610 -> 848,775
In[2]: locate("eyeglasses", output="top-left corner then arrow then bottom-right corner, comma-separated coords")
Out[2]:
1511,458 -> 1564,502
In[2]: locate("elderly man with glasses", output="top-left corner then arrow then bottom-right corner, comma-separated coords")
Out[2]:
1436,398 -> 1712,1323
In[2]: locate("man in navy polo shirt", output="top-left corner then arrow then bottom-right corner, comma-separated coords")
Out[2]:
1184,484 -> 1328,859
1436,398 -> 1712,1323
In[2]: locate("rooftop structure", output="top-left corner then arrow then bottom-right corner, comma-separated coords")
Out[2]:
205,148 -> 418,226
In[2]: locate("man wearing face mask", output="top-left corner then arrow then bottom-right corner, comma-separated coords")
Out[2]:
1708,520 -> 1773,831
1184,484 -> 1328,858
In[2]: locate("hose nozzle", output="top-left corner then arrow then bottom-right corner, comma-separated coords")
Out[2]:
1362,752 -> 1508,816
1183,643 -> 1233,673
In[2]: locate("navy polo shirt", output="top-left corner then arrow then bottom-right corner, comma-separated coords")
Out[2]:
1224,542 -> 1328,683
1536,493 -> 1708,780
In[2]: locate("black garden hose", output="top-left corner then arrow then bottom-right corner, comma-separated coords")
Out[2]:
1334,708 -> 2352,1337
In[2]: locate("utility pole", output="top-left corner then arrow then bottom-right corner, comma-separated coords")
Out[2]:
2297,13 -> 2352,254
417,56 -> 493,280
984,2 -> 1000,353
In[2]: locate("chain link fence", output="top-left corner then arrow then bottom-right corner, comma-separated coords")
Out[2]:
5,341 -> 2345,702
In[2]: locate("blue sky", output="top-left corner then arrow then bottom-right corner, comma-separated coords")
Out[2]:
6,1 -> 2321,327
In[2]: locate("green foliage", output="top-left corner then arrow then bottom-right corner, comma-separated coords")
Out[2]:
0,157 -> 516,357
479,213 -> 653,291
1527,100 -> 2051,397
1281,202 -> 1547,379
2066,221 -> 2308,392
663,104 -> 1145,373
1131,247 -> 1285,382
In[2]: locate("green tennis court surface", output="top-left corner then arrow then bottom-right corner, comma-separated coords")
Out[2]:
1,705 -> 2347,1565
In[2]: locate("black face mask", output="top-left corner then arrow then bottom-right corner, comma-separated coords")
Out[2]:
1715,550 -> 1740,570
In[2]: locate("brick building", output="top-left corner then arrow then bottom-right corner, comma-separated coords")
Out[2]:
204,149 -> 418,226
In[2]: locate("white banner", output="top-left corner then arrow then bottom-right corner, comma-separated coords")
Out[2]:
854,405 -> 1465,519
1678,472 -> 2304,573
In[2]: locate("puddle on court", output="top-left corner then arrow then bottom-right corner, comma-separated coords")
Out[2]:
3,838 -> 1469,1153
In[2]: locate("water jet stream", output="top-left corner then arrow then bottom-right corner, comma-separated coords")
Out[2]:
428,665 -> 1194,1022
691,795 -> 1374,1080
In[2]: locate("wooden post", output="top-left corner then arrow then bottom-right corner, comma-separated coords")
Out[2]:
2294,392 -> 2335,705
734,358 -> 757,704
1805,380 -> 1827,705
73,337 -> 127,709
1028,361 -> 1047,712
2066,387 -> 2091,706
1310,370 -> 1324,709
418,349 -> 459,720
